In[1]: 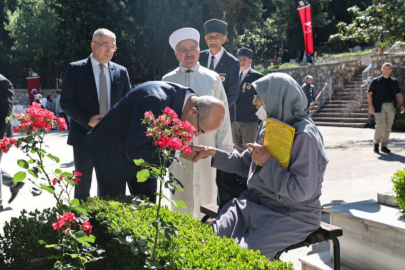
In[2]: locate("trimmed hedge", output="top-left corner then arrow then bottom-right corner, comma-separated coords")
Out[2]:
0,196 -> 293,269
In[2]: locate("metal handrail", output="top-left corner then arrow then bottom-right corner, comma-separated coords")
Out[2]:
315,83 -> 328,101
310,83 -> 329,116
361,76 -> 372,88
362,64 -> 372,74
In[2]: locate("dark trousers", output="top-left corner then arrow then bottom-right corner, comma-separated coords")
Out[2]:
216,169 -> 247,209
73,145 -> 94,201
95,170 -> 157,203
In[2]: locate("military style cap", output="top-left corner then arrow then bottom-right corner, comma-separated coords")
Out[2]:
237,48 -> 253,59
204,19 -> 227,36
169,28 -> 200,50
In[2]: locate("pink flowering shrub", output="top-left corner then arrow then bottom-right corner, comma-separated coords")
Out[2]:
0,103 -> 101,269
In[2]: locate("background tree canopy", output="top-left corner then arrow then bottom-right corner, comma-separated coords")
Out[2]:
0,0 -> 377,88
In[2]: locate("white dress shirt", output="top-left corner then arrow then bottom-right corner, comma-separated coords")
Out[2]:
90,55 -> 111,110
240,66 -> 251,83
207,47 -> 225,70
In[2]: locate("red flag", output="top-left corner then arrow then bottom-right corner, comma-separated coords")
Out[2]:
27,77 -> 40,104
298,5 -> 314,54
273,49 -> 278,65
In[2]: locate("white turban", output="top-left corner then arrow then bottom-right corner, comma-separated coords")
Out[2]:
169,28 -> 200,50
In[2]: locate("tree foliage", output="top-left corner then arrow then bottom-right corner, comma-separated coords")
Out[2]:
329,1 -> 405,47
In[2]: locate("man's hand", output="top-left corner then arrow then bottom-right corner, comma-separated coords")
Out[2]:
401,105 -> 405,114
88,114 -> 105,127
369,106 -> 375,115
180,151 -> 198,161
191,145 -> 216,163
246,143 -> 271,165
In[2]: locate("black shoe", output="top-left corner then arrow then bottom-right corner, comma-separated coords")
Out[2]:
381,146 -> 391,153
9,182 -> 25,204
374,144 -> 379,153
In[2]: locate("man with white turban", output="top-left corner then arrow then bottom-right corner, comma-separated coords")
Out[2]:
163,27 -> 233,219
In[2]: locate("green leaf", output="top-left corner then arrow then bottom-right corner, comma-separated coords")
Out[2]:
175,200 -> 187,209
73,206 -> 88,216
78,234 -> 96,243
70,198 -> 80,207
66,179 -> 75,185
108,201 -> 120,207
17,159 -> 29,169
47,153 -> 60,163
40,184 -> 55,194
137,169 -> 150,183
60,172 -> 73,178
13,171 -> 26,183
114,236 -> 129,245
38,240 -> 46,245
134,158 -> 150,167
130,246 -> 139,256
28,169 -> 38,179
45,244 -> 56,248
28,159 -> 35,164
69,254 -> 79,258
55,168 -> 62,174
151,167 -> 166,175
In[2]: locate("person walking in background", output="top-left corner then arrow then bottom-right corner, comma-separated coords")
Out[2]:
55,90 -> 69,129
0,74 -> 24,211
35,94 -> 44,108
61,28 -> 131,201
368,62 -> 404,154
45,95 -> 56,113
301,75 -> 315,110
233,47 -> 263,154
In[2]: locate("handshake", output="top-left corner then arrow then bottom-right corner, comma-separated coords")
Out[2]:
180,143 -> 271,165
180,145 -> 217,163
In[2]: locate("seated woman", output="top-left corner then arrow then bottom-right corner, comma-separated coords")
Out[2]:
191,73 -> 328,258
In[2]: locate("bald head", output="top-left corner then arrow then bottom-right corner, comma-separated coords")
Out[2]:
182,95 -> 226,137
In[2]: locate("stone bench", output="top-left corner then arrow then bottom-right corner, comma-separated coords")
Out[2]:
324,199 -> 405,270
200,204 -> 343,270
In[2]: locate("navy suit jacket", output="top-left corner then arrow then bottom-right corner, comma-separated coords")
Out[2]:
87,81 -> 190,180
200,49 -> 239,121
236,68 -> 263,122
61,56 -> 131,147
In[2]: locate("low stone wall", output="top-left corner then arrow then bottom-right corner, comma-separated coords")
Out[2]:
14,89 -> 58,106
266,60 -> 363,98
320,52 -> 374,66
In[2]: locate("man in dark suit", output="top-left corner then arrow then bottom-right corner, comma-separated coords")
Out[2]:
61,28 -> 131,201
199,19 -> 239,122
0,74 -> 24,211
87,81 -> 226,200
233,48 -> 263,153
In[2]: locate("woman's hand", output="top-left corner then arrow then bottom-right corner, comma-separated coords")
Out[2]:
246,143 -> 271,165
190,145 -> 217,162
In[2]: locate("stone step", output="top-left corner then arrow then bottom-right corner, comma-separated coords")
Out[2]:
314,122 -> 368,128
315,112 -> 368,118
318,108 -> 368,113
299,251 -> 355,270
312,117 -> 368,123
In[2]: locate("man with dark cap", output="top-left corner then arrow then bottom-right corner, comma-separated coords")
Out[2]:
199,19 -> 239,123
233,48 -> 263,153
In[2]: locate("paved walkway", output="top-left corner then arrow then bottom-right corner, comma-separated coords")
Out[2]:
1,127 -> 404,269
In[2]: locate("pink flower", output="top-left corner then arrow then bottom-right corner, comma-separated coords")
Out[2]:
52,178 -> 58,185
164,107 -> 178,119
13,126 -> 20,133
82,220 -> 93,236
0,137 -> 18,153
57,117 -> 68,131
62,212 -> 76,221
73,170 -> 82,177
73,177 -> 81,183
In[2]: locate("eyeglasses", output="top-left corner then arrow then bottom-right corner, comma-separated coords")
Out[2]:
195,105 -> 205,134
93,40 -> 118,51
177,47 -> 199,54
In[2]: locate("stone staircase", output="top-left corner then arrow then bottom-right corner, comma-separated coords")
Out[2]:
312,73 -> 369,128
